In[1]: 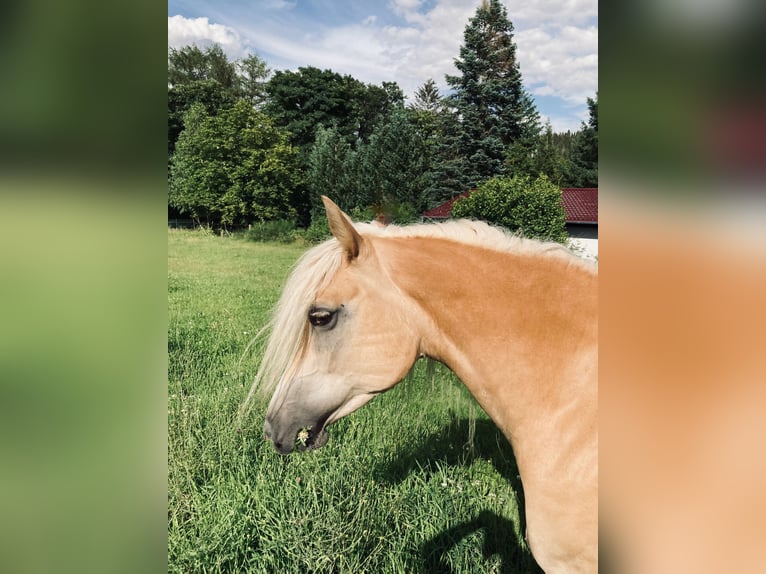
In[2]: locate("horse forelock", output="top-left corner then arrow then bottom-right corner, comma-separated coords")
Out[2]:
245,238 -> 344,407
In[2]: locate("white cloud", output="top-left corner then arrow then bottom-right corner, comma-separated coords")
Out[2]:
516,24 -> 598,104
167,15 -> 246,60
508,0 -> 597,26
169,1 -> 597,130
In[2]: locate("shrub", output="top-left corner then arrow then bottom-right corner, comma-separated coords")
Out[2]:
350,201 -> 417,225
304,215 -> 332,244
244,219 -> 297,243
451,175 -> 568,243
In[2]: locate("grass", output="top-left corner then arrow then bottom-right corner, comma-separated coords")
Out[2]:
168,228 -> 541,574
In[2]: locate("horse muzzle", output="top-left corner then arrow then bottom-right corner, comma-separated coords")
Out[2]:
263,416 -> 330,455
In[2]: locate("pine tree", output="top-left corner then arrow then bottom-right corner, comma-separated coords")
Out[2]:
306,125 -> 358,214
409,79 -> 441,112
568,94 -> 598,187
434,0 -> 540,199
357,110 -> 431,213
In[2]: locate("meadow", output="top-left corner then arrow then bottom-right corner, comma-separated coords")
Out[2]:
168,228 -> 542,573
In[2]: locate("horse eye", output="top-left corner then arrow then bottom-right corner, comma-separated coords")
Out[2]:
308,307 -> 338,329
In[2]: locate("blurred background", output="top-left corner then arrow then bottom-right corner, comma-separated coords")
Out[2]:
1,0 -> 764,572
0,1 -> 167,573
600,0 -> 766,572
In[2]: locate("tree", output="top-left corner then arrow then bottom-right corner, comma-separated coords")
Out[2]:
409,78 -> 441,113
568,94 -> 598,187
354,81 -> 405,142
264,67 -> 404,153
306,110 -> 431,218
306,125 -> 359,214
265,67 -> 361,150
357,109 -> 432,214
167,46 -> 270,156
451,175 -> 568,243
168,80 -> 235,157
533,121 -> 569,185
168,44 -> 238,90
169,100 -> 303,228
436,0 -> 541,197
236,54 -> 270,106
504,120 -> 570,185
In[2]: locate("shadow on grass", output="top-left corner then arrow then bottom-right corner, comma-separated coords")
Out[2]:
374,416 -> 543,574
421,510 -> 542,574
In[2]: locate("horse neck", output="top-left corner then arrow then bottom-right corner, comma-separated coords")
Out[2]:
374,235 -> 598,441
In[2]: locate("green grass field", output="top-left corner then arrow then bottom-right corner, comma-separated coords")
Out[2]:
168,228 -> 541,573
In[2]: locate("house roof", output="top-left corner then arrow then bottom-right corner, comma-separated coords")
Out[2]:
422,190 -> 471,218
422,187 -> 598,224
560,188 -> 598,224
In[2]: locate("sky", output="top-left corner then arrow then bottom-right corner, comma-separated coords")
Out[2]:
168,0 -> 597,133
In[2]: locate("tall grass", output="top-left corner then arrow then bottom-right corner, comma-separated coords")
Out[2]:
168,228 -> 541,573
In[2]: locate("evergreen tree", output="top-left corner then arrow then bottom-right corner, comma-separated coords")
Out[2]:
504,120 -> 569,185
406,81 -> 445,210
435,0 -> 540,199
357,109 -> 431,214
534,121 -> 568,185
409,79 -> 441,112
568,94 -> 598,187
306,125 -> 358,214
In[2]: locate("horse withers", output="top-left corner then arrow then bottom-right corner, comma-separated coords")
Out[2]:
249,197 -> 598,573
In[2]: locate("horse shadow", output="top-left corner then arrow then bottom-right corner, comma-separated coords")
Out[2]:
373,416 -> 543,574
421,510 -> 541,574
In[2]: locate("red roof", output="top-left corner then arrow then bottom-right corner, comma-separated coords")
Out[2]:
423,187 -> 598,224
560,188 -> 598,223
422,190 -> 472,218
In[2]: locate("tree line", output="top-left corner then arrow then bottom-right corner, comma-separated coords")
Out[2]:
168,0 -> 597,231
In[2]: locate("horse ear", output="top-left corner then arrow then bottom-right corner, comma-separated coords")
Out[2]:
322,196 -> 365,260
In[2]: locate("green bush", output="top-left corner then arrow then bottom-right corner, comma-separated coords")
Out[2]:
244,219 -> 297,243
304,215 -> 332,244
451,175 -> 568,243
350,201 -> 417,225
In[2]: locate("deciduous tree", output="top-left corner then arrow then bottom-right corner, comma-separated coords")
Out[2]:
169,100 -> 302,227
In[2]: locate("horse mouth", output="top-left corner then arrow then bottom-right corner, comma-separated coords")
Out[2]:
295,425 -> 329,452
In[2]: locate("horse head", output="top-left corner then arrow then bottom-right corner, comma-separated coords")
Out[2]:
263,197 -> 421,454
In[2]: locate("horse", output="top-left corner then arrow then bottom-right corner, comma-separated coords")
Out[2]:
247,196 -> 598,573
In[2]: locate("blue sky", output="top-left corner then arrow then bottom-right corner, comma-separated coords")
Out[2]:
168,0 -> 597,133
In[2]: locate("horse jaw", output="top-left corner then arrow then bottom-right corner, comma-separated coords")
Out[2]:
263,382 -> 380,455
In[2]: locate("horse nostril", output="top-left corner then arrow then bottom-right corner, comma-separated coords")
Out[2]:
263,419 -> 272,440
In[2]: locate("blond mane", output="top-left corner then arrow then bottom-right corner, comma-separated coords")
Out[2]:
242,218 -> 595,411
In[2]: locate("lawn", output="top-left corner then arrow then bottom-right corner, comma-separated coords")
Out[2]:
168,228 -> 541,573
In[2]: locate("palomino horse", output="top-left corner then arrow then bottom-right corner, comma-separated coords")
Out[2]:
249,197 -> 597,573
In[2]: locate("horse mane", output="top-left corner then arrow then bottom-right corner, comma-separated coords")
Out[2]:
355,218 -> 594,268
242,218 -> 595,411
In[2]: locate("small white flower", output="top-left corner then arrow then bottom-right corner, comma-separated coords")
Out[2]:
297,428 -> 310,445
